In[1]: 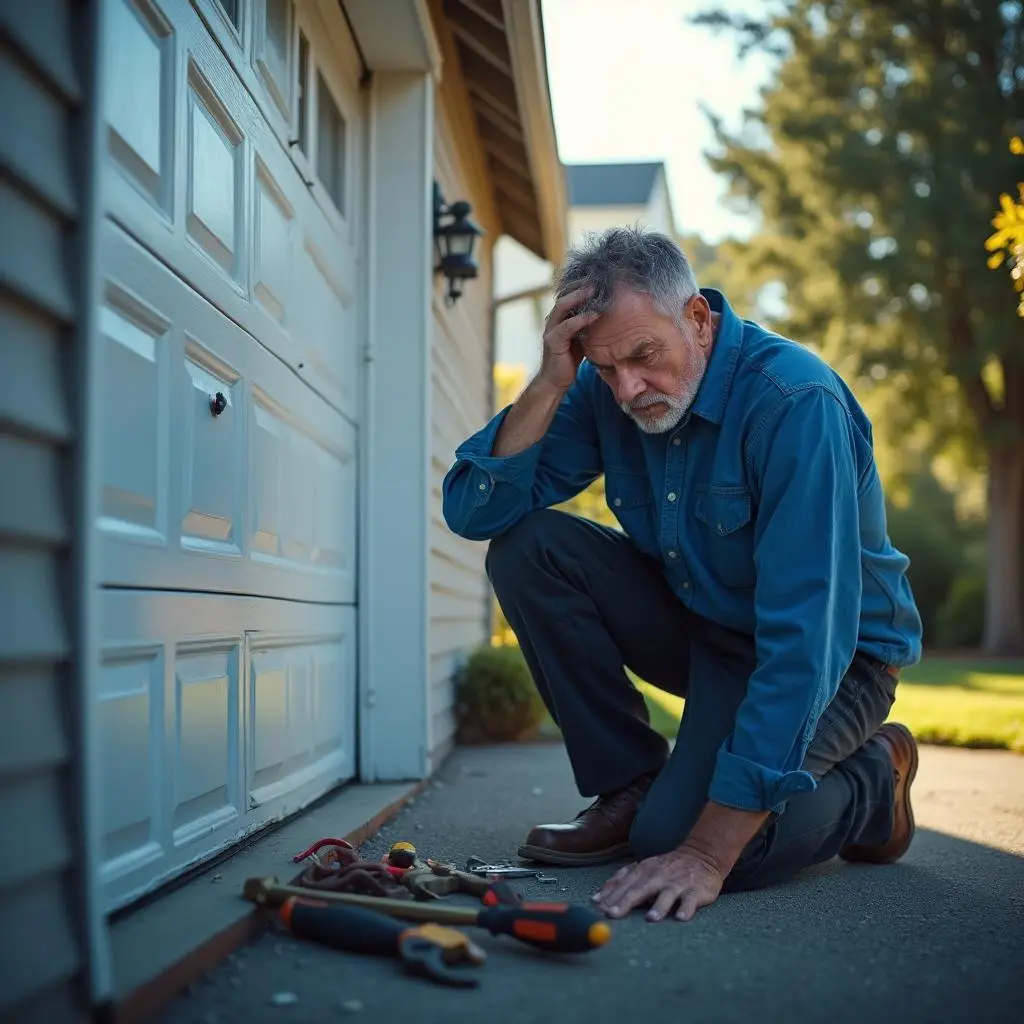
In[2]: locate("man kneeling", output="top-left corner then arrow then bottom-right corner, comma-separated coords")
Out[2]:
441,227 -> 924,923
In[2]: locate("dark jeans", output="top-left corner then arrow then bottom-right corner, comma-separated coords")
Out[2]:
487,509 -> 899,892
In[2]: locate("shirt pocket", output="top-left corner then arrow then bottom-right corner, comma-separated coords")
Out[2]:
695,486 -> 756,589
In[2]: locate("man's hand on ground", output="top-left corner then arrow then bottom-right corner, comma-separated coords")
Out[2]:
592,846 -> 725,923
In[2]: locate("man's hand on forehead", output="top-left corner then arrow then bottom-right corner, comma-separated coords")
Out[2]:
564,297 -> 602,347
562,280 -> 607,315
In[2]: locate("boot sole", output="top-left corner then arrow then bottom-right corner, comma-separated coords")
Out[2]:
517,841 -> 632,867
877,722 -> 919,864
841,722 -> 919,865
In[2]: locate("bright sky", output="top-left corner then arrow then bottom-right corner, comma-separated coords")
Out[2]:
540,0 -> 777,244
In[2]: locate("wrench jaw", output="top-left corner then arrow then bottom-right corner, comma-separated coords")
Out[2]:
464,858 -> 558,882
477,870 -> 558,883
398,926 -> 486,987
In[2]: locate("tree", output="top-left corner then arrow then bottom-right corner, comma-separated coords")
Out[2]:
695,0 -> 1024,653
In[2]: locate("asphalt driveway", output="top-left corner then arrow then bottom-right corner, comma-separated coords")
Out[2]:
158,742 -> 1024,1024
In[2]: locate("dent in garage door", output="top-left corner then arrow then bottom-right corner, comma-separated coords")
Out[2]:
97,592 -> 356,912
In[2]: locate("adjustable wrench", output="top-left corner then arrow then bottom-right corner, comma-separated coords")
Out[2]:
464,856 -> 557,882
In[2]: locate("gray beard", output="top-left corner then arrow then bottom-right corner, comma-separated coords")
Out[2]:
620,373 -> 703,434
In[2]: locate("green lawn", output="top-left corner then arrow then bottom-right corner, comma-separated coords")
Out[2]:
635,657 -> 1024,753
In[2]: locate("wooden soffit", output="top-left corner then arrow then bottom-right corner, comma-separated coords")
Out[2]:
440,0 -> 567,261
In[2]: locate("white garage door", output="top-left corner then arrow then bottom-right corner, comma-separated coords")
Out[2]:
95,0 -> 363,911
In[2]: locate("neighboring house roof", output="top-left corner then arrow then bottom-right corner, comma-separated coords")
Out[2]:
566,161 -> 663,207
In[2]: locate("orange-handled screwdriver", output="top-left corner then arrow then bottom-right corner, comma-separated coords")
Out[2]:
476,900 -> 611,953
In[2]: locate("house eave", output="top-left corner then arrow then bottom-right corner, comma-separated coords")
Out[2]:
439,0 -> 567,263
500,0 -> 567,262
341,0 -> 444,77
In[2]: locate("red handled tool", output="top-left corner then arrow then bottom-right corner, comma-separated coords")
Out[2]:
291,837 -> 355,863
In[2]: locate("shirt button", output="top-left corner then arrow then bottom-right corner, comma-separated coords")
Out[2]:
613,497 -> 622,507
668,550 -> 678,559
682,580 -> 690,589
479,483 -> 487,491
672,438 -> 681,446
667,492 -> 677,502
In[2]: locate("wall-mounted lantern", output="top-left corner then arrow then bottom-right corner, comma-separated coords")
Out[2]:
433,182 -> 484,307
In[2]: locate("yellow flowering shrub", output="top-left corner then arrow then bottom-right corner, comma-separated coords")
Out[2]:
985,137 -> 1024,317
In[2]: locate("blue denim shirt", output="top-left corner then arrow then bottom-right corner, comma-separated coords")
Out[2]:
442,289 -> 922,813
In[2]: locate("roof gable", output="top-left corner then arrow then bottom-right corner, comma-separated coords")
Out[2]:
566,162 -> 663,207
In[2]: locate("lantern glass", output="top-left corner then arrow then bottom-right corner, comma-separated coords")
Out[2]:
447,230 -> 475,257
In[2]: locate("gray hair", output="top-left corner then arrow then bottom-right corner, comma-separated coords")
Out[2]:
553,225 -> 699,325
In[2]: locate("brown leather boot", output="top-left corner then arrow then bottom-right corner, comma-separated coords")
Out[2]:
840,722 -> 919,865
517,774 -> 655,866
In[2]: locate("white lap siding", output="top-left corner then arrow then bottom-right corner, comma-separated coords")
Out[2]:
428,70 -> 499,767
0,2 -> 99,1017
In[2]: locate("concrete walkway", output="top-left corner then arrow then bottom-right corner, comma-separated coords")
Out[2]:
159,743 -> 1024,1024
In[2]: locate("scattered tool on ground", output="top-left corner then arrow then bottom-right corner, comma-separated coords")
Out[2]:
383,841 -> 418,870
291,837 -> 355,864
292,836 -> 528,904
244,876 -> 612,954
291,838 -> 412,899
424,859 -> 523,906
464,856 -> 558,882
279,897 -> 484,987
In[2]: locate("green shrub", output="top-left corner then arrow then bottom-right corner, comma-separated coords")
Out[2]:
934,571 -> 986,649
455,643 -> 546,743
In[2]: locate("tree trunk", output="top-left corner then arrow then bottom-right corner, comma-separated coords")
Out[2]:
983,442 -> 1024,655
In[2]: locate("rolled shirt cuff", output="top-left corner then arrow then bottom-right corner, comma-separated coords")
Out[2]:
708,748 -> 817,813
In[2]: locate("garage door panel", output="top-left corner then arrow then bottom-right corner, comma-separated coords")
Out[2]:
106,0 -> 175,214
182,337 -> 243,553
103,0 -> 362,419
101,221 -> 356,603
312,642 -> 348,758
97,644 -> 164,877
312,442 -> 349,570
194,0 -> 364,195
98,288 -> 171,544
249,385 -> 355,579
253,156 -> 294,326
254,0 -> 294,121
296,232 -> 358,417
172,639 -> 241,844
248,629 -> 354,810
105,0 -> 296,375
99,591 -> 357,912
185,61 -> 245,282
194,0 -> 244,54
